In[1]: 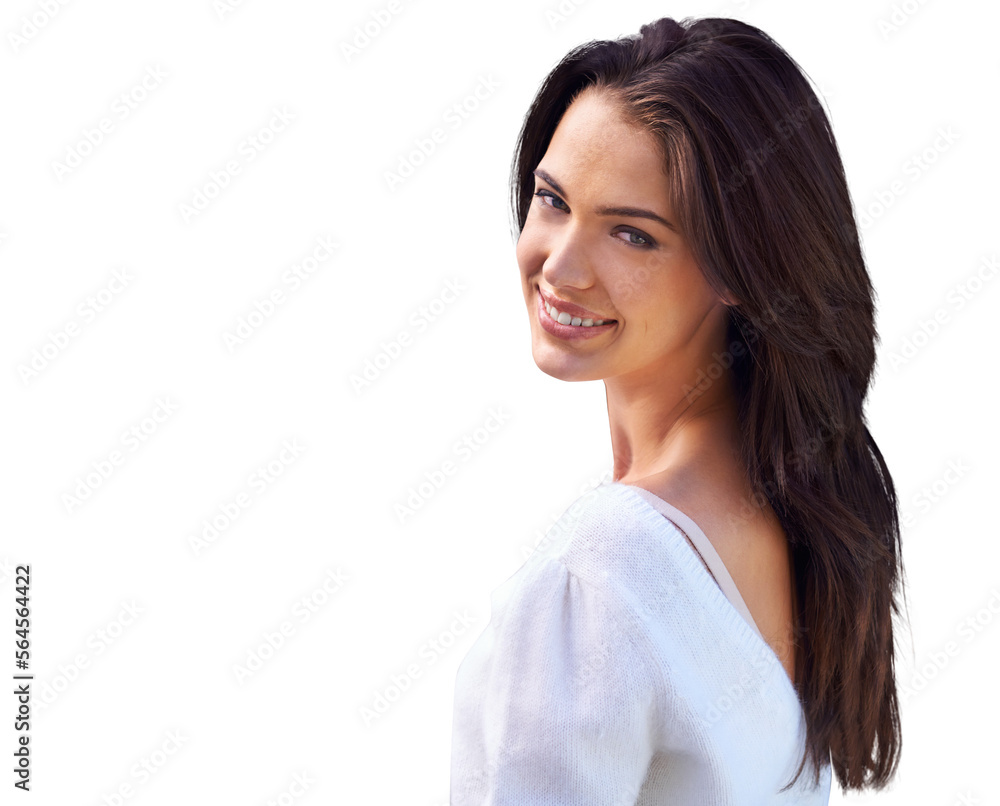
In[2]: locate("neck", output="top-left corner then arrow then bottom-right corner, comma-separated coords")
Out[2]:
606,362 -> 741,485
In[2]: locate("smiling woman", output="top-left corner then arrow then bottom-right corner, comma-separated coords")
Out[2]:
518,88 -> 727,382
450,15 -> 906,805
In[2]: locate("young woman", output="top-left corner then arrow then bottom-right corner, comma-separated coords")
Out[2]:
451,16 -> 906,803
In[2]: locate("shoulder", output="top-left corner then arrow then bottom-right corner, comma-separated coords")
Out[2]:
453,544 -> 669,797
524,482 -> 654,569
491,482 -> 689,659
629,464 -> 787,573
629,467 -> 799,683
523,481 -> 732,610
522,484 -> 692,608
516,484 -> 737,671
470,509 -> 751,760
480,551 -> 666,719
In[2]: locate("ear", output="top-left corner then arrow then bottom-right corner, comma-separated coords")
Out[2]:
712,279 -> 740,307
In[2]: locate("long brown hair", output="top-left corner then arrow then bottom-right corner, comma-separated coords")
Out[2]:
510,16 -> 907,792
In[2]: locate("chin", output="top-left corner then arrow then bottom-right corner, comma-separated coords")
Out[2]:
530,341 -> 605,383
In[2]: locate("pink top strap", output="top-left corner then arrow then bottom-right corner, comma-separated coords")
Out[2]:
628,486 -> 764,641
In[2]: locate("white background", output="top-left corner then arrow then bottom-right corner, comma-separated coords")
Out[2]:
1,0 -> 997,803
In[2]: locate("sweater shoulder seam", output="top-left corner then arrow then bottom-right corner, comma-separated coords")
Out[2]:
545,553 -> 671,735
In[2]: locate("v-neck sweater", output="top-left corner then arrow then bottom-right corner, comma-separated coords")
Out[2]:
450,480 -> 833,805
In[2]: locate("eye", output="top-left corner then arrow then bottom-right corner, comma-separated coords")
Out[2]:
532,188 -> 657,249
534,189 -> 568,211
614,229 -> 656,249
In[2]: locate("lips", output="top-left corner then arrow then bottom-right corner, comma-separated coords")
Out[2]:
537,288 -> 616,323
535,289 -> 616,340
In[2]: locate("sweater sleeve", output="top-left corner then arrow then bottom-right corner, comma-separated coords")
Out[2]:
450,555 -> 660,805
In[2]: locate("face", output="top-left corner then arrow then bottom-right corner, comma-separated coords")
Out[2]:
517,87 -> 730,385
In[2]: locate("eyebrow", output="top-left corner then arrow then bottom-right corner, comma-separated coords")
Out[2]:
533,168 -> 676,232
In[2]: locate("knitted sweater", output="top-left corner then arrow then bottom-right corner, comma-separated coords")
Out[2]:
449,480 -> 833,805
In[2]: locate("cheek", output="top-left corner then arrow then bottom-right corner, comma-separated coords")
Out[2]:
515,226 -> 544,276
603,254 -> 661,311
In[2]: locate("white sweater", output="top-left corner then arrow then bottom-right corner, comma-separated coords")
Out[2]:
450,481 -> 833,805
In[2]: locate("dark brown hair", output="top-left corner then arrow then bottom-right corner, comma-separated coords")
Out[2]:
510,16 -> 907,793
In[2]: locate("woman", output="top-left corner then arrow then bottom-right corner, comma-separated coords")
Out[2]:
450,16 -> 906,803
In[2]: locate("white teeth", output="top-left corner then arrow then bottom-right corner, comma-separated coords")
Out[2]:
544,300 -> 609,327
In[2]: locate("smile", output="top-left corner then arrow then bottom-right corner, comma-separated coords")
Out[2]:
543,298 -> 613,327
536,288 -> 617,341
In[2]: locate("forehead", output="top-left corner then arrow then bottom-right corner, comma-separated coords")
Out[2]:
538,88 -> 668,199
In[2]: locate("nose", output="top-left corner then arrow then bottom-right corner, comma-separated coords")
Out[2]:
537,222 -> 598,291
